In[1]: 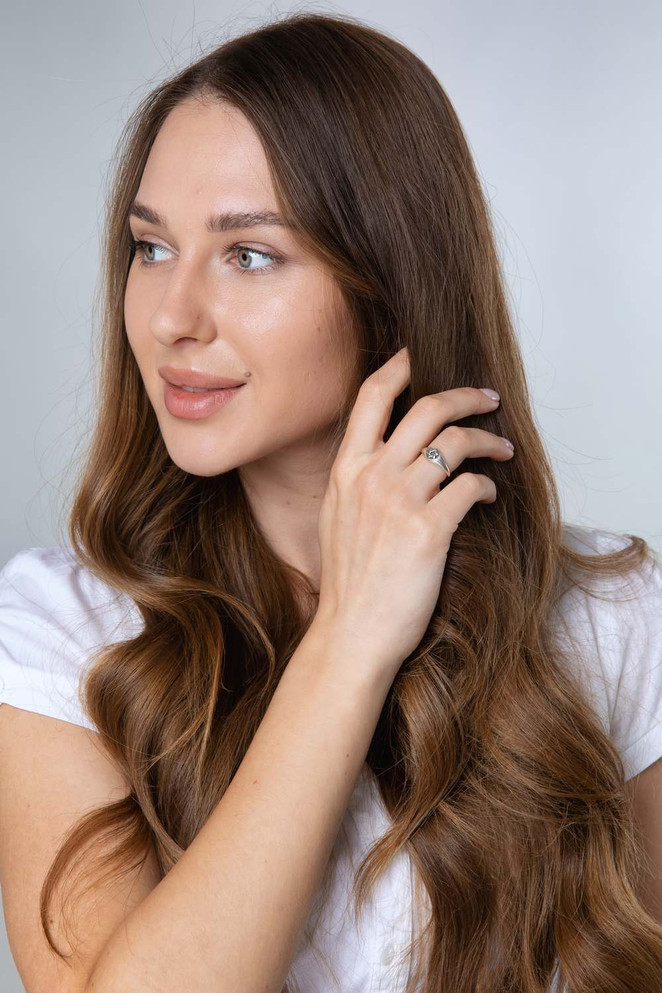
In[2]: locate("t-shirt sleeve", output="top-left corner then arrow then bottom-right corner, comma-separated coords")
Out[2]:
0,546 -> 140,733
559,526 -> 662,782
605,550 -> 662,780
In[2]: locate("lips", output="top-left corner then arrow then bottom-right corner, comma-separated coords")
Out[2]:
177,385 -> 225,393
158,365 -> 247,390
163,379 -> 246,420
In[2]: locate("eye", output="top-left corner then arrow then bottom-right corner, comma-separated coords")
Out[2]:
233,245 -> 282,275
130,239 -> 173,266
129,237 -> 284,276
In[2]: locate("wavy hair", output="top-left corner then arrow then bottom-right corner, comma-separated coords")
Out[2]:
41,11 -> 662,992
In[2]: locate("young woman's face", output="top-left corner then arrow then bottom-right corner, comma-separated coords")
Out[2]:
124,95 -> 356,478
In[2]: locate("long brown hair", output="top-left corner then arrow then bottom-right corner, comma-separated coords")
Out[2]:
42,11 -> 662,991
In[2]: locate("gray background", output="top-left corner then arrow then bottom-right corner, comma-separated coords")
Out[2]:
1,1 -> 660,988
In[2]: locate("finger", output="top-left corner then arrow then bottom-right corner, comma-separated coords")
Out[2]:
404,426 -> 514,499
424,471 -> 498,533
336,347 -> 411,459
380,387 -> 501,469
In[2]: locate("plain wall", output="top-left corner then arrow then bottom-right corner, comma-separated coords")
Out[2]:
1,1 -> 660,988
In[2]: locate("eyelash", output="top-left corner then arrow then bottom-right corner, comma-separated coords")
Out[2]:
129,237 -> 284,276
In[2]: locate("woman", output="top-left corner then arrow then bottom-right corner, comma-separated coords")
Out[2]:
0,11 -> 661,993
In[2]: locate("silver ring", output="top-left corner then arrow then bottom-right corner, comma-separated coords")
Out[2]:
421,446 -> 452,478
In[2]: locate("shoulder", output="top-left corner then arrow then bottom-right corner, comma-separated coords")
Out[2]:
0,546 -> 142,730
556,523 -> 662,781
1,545 -> 142,646
558,522 -> 661,626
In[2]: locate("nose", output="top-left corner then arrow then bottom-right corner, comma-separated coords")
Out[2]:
148,261 -> 218,346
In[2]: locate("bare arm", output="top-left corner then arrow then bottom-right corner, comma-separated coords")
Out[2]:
85,620 -> 397,993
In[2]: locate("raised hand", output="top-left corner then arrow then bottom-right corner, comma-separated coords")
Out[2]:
314,347 -> 514,679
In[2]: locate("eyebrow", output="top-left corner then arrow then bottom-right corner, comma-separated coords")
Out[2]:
128,200 -> 295,233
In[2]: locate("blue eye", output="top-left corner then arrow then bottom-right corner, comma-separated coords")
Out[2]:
131,239 -> 171,266
129,238 -> 283,276
232,245 -> 281,275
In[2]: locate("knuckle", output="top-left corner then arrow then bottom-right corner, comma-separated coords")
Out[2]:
442,424 -> 469,447
457,471 -> 484,494
360,374 -> 388,401
330,457 -> 362,493
329,456 -> 351,484
415,393 -> 444,416
408,513 -> 434,547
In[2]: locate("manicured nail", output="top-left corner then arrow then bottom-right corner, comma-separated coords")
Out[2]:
500,437 -> 514,451
480,388 -> 500,401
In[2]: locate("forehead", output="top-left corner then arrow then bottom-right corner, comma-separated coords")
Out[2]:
137,96 -> 276,211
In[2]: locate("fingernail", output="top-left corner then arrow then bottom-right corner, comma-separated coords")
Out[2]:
500,437 -> 514,451
480,388 -> 500,401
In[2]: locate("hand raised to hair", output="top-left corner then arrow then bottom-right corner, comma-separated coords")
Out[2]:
313,347 -> 514,680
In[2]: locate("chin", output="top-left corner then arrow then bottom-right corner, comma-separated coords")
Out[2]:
163,446 -> 240,478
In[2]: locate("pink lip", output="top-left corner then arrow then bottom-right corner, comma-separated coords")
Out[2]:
158,366 -> 247,389
163,380 -> 246,420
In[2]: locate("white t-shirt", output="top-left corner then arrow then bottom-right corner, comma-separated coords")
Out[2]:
1,522 -> 661,992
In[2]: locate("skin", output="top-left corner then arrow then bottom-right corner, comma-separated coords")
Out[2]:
124,94 -> 358,590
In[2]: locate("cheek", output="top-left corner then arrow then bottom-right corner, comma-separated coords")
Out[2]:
294,349 -> 353,423
288,303 -> 355,415
311,312 -> 357,394
123,280 -> 137,337
123,280 -> 151,353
